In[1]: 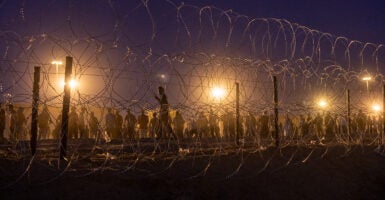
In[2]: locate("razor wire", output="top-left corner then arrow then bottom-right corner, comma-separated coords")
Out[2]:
1,0 -> 385,188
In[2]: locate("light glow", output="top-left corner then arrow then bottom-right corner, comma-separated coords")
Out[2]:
317,99 -> 327,108
61,79 -> 79,89
362,76 -> 372,81
51,61 -> 63,65
372,104 -> 381,112
211,87 -> 226,99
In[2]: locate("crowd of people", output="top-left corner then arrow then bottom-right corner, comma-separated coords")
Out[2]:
0,88 -> 383,144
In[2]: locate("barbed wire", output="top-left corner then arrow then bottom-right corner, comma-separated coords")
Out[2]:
0,0 -> 385,189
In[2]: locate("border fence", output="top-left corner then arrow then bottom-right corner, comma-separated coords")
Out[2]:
1,0 -> 385,188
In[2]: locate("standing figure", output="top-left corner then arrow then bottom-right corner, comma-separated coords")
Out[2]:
38,105 -> 51,140
222,109 -> 235,138
283,114 -> 293,139
173,111 -> 185,139
222,109 -> 230,138
15,107 -> 26,141
137,109 -> 149,138
154,86 -> 174,138
149,112 -> 160,139
350,113 -> 358,137
208,109 -> 220,139
336,114 -> 347,136
258,111 -> 270,140
114,109 -> 123,139
188,119 -> 198,138
0,103 -> 6,142
53,113 -> 62,140
9,105 -> 16,142
298,114 -> 307,140
197,112 -> 209,138
228,111 -> 236,138
68,107 -> 79,139
356,109 -> 366,141
324,112 -> 335,142
105,108 -> 116,139
89,111 -> 100,139
124,109 -> 136,139
314,112 -> 324,141
78,107 -> 88,139
246,111 -> 257,137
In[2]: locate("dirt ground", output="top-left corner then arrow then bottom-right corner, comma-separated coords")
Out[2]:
1,145 -> 385,200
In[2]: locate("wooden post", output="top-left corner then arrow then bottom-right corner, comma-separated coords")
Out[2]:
380,85 -> 385,145
60,56 -> 72,160
273,76 -> 279,147
235,82 -> 240,145
346,89 -> 351,143
30,66 -> 40,155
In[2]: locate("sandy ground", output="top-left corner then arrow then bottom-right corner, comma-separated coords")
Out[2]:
1,145 -> 385,200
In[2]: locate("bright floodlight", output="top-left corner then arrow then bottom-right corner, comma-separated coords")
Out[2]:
51,60 -> 63,65
362,76 -> 372,81
372,104 -> 381,112
61,79 -> 78,89
317,99 -> 327,108
211,87 -> 225,99
69,79 -> 78,88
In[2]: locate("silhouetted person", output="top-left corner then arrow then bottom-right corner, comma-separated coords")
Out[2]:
124,108 -> 136,139
155,86 -> 174,138
173,111 -> 185,139
228,111 -> 236,138
9,105 -> 16,142
298,114 -> 309,139
15,107 -> 26,141
222,109 -> 235,138
114,109 -> 123,139
53,113 -> 62,139
324,112 -> 335,142
149,112 -> 160,138
208,109 -> 220,139
246,111 -> 257,137
79,107 -> 88,139
187,119 -> 198,138
69,107 -> 79,139
0,103 -> 6,142
306,113 -> 313,135
38,105 -> 51,140
356,109 -> 366,140
258,111 -> 269,139
283,114 -> 293,139
89,111 -> 99,140
197,112 -> 208,138
368,115 -> 376,136
336,114 -> 347,136
105,108 -> 116,139
314,112 -> 323,141
137,109 -> 149,138
351,113 -> 358,136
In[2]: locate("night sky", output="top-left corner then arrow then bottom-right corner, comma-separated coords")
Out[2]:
175,0 -> 385,44
1,0 -> 385,104
1,0 -> 384,43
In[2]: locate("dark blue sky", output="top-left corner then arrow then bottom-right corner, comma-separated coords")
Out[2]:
175,0 -> 385,44
1,0 -> 384,44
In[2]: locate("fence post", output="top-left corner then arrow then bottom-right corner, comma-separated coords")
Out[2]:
60,56 -> 73,160
30,66 -> 40,155
273,76 -> 279,147
346,89 -> 351,143
235,82 -> 240,145
382,85 -> 385,146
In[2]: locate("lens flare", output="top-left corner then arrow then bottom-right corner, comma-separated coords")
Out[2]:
211,87 -> 226,99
